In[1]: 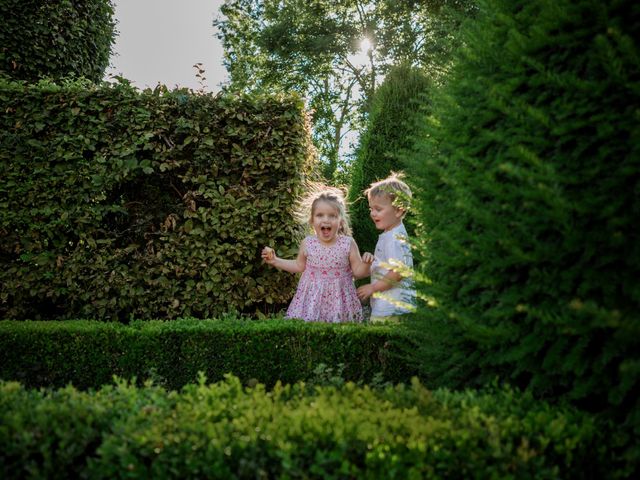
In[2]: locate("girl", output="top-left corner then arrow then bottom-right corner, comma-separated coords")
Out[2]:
262,185 -> 373,323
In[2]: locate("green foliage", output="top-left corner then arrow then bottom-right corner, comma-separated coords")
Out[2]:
405,0 -> 640,474
0,0 -> 116,83
0,319 -> 415,389
348,63 -> 431,254
0,79 -> 316,320
215,0 -> 471,178
0,375 -> 605,479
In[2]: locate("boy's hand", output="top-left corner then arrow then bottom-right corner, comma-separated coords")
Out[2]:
357,284 -> 376,301
362,252 -> 374,264
261,246 -> 276,265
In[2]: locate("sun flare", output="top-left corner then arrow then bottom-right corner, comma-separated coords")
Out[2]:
359,37 -> 372,54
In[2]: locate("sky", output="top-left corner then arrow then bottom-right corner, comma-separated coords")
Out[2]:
104,0 -> 367,157
105,0 -> 228,92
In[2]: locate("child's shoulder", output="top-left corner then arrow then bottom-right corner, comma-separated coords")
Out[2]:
392,223 -> 409,236
385,224 -> 410,243
340,235 -> 357,246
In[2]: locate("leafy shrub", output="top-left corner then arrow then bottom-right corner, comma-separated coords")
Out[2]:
348,63 -> 431,254
405,0 -> 639,475
0,375 -> 605,479
0,79 -> 316,320
0,319 -> 414,389
0,0 -> 116,82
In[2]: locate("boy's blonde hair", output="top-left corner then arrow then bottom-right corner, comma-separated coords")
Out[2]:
298,183 -> 352,236
364,172 -> 412,216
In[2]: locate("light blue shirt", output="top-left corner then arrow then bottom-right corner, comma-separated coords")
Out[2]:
370,223 -> 416,317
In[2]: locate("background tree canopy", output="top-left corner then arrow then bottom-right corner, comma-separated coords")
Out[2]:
214,0 -> 471,179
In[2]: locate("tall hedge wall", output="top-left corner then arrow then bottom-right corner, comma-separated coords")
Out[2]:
405,0 -> 639,474
0,0 -> 116,82
0,79 -> 316,320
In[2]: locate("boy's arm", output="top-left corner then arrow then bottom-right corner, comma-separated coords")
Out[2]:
356,271 -> 402,300
349,238 -> 372,279
357,233 -> 412,300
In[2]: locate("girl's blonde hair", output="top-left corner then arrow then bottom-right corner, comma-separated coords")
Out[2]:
297,183 -> 352,236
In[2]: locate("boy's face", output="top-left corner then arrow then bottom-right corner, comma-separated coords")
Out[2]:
368,194 -> 404,232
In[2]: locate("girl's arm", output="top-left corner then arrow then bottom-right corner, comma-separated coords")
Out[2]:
349,238 -> 373,279
261,242 -> 306,274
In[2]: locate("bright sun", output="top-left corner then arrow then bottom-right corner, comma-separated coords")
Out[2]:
359,37 -> 372,54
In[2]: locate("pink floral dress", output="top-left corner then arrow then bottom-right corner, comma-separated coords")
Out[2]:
286,235 -> 363,323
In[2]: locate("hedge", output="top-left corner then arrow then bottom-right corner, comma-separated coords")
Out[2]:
0,79 -> 316,320
405,0 -> 639,475
0,319 -> 415,390
0,375 -> 605,479
0,0 -> 116,82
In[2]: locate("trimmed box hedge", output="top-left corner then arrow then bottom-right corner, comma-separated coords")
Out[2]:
0,319 -> 415,389
0,375 -> 605,479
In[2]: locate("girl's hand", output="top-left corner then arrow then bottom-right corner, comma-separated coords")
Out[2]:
362,252 -> 374,264
261,246 -> 276,265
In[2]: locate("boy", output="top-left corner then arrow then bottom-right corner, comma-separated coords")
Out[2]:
356,173 -> 416,322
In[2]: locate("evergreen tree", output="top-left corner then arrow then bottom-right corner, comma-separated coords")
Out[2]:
406,0 -> 639,474
0,0 -> 116,83
348,63 -> 431,255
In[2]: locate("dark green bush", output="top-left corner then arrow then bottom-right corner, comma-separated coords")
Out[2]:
0,79 -> 316,320
0,319 -> 414,389
405,0 -> 639,475
0,0 -> 116,82
348,63 -> 431,255
0,375 -> 604,479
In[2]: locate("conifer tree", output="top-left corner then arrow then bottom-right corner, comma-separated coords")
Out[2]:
0,0 -> 116,83
348,63 -> 431,255
406,0 -> 639,472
